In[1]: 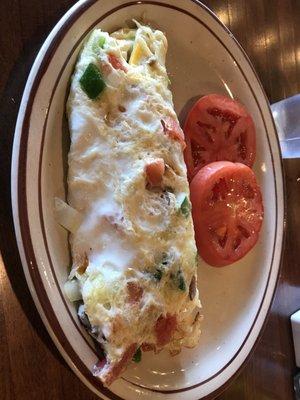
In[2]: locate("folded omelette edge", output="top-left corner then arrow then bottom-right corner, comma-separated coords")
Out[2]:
66,22 -> 202,386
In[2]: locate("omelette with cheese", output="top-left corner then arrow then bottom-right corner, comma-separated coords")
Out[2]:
65,22 -> 201,385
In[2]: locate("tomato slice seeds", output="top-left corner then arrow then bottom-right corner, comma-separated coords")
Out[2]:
190,161 -> 263,267
184,94 -> 256,180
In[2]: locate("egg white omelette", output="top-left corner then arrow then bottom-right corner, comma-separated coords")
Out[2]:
65,22 -> 201,385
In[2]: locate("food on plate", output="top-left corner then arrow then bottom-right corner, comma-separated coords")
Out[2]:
184,94 -> 256,180
190,161 -> 263,267
184,94 -> 263,267
64,23 -> 201,385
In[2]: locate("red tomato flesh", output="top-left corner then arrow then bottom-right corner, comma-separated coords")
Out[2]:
161,117 -> 186,150
190,161 -> 263,267
145,158 -> 165,186
184,94 -> 256,179
126,281 -> 143,303
155,313 -> 177,347
108,53 -> 127,72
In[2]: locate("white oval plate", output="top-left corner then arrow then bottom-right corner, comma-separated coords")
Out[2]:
11,0 -> 284,399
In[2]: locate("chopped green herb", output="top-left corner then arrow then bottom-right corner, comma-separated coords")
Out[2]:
171,269 -> 186,291
79,63 -> 105,100
92,36 -> 106,52
153,268 -> 163,281
177,272 -> 186,291
180,196 -> 191,218
128,32 -> 136,40
132,347 -> 142,363
98,36 -> 106,48
161,252 -> 169,266
127,43 -> 134,62
151,253 -> 171,282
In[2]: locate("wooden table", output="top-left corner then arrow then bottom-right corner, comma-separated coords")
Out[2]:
0,1 -> 299,399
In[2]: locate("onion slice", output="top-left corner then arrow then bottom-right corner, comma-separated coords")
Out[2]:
54,197 -> 83,233
64,279 -> 82,302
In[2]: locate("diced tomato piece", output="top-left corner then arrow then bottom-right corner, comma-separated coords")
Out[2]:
127,281 -> 143,303
141,343 -> 156,352
155,313 -> 177,347
108,53 -> 127,72
93,357 -> 106,374
145,158 -> 165,186
161,117 -> 186,149
94,343 -> 137,386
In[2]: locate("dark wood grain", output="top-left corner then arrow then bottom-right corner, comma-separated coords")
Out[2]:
0,0 -> 299,399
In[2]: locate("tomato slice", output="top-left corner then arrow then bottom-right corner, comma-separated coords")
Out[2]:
190,161 -> 263,267
184,94 -> 256,179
